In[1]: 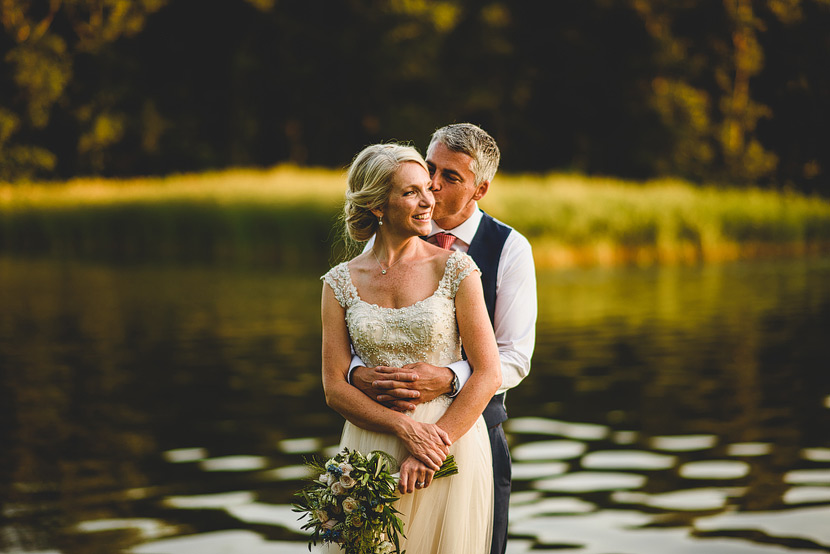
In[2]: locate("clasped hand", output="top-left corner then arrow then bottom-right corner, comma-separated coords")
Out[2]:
398,420 -> 451,471
352,363 -> 454,490
398,455 -> 435,494
354,362 -> 453,412
396,421 -> 450,494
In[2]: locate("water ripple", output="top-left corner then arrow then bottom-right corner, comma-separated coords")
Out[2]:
612,487 -> 745,511
679,460 -> 750,480
199,455 -> 268,472
512,440 -> 587,461
802,448 -> 830,462
784,469 -> 830,484
784,486 -> 830,504
650,435 -> 718,452
512,461 -> 569,480
131,530 -> 309,554
506,417 -> 609,441
727,442 -> 772,457
695,506 -> 830,549
581,450 -> 676,470
510,509 -> 823,554
163,447 -> 208,463
535,472 -> 647,493
163,491 -> 255,509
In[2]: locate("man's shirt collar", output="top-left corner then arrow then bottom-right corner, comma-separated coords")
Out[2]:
428,203 -> 482,246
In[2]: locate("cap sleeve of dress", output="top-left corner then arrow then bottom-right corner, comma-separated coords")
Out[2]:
443,251 -> 481,299
321,262 -> 358,309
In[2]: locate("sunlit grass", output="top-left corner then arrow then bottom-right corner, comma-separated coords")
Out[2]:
2,166 -> 829,268
0,165 -> 348,268
481,174 -> 830,266
0,165 -> 347,208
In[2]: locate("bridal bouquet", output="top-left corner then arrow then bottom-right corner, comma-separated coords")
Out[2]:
293,447 -> 458,554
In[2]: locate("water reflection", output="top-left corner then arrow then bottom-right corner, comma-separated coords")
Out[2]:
1,256 -> 829,553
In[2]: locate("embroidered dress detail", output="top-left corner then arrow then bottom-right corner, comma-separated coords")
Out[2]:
322,251 -> 478,370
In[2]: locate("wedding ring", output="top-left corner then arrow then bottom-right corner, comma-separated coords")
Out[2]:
415,481 -> 423,487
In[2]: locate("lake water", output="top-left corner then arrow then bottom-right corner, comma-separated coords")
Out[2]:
2,255 -> 829,554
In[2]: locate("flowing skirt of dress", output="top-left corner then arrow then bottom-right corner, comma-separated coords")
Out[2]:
335,396 -> 493,554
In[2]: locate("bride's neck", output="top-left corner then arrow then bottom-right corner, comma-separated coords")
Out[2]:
372,234 -> 421,263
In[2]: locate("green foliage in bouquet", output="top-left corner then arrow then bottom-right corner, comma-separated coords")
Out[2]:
293,447 -> 458,554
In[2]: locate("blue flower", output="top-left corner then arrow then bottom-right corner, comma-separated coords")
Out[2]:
326,462 -> 344,477
322,528 -> 342,541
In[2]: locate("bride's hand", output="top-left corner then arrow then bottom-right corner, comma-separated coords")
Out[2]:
397,421 -> 451,471
398,455 -> 435,494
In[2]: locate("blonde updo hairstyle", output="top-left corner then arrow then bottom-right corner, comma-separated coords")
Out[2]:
343,143 -> 428,242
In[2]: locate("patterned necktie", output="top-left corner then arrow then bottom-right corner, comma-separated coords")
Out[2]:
434,232 -> 457,250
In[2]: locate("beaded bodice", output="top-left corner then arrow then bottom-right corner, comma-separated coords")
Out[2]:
322,251 -> 479,369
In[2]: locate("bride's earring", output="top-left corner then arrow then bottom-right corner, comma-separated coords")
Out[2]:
378,215 -> 383,226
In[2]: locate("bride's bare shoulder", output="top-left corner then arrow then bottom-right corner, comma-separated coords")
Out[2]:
423,247 -> 452,278
348,251 -> 374,269
345,252 -> 377,282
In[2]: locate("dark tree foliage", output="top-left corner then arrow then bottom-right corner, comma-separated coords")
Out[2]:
753,0 -> 830,193
496,0 -> 661,177
0,0 -> 827,194
0,0 -> 168,179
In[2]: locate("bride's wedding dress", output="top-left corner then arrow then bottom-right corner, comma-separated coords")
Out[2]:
322,250 -> 493,554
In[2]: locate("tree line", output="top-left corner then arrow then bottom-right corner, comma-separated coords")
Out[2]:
1,0 -> 828,194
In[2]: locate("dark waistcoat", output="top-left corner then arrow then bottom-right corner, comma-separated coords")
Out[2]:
465,211 -> 512,427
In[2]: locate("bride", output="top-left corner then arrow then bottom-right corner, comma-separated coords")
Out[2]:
321,143 -> 501,553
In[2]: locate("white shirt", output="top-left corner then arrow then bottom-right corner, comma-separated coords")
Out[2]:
350,204 -> 537,396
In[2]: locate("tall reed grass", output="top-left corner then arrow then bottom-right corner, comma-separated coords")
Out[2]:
482,174 -> 830,266
0,166 -> 347,268
2,166 -> 829,268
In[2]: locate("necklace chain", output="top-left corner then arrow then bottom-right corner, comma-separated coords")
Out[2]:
372,249 -> 404,275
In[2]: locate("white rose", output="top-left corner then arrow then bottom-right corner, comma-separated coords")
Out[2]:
375,541 -> 394,554
313,509 -> 329,523
342,496 -> 359,513
339,462 -> 353,476
339,474 -> 356,489
331,482 -> 345,496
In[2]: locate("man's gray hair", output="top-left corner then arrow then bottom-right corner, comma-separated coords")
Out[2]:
428,123 -> 500,186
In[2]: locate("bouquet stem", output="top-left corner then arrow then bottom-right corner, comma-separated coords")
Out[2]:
434,455 -> 458,480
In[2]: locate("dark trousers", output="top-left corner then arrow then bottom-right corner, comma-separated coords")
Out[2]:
488,422 -> 511,554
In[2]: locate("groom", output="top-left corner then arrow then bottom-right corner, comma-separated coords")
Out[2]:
349,123 -> 537,554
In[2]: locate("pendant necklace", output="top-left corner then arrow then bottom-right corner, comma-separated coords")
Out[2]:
372,249 -> 403,275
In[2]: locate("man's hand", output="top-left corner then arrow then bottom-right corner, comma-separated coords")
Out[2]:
352,363 -> 455,412
352,365 -> 420,411
378,362 -> 454,405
